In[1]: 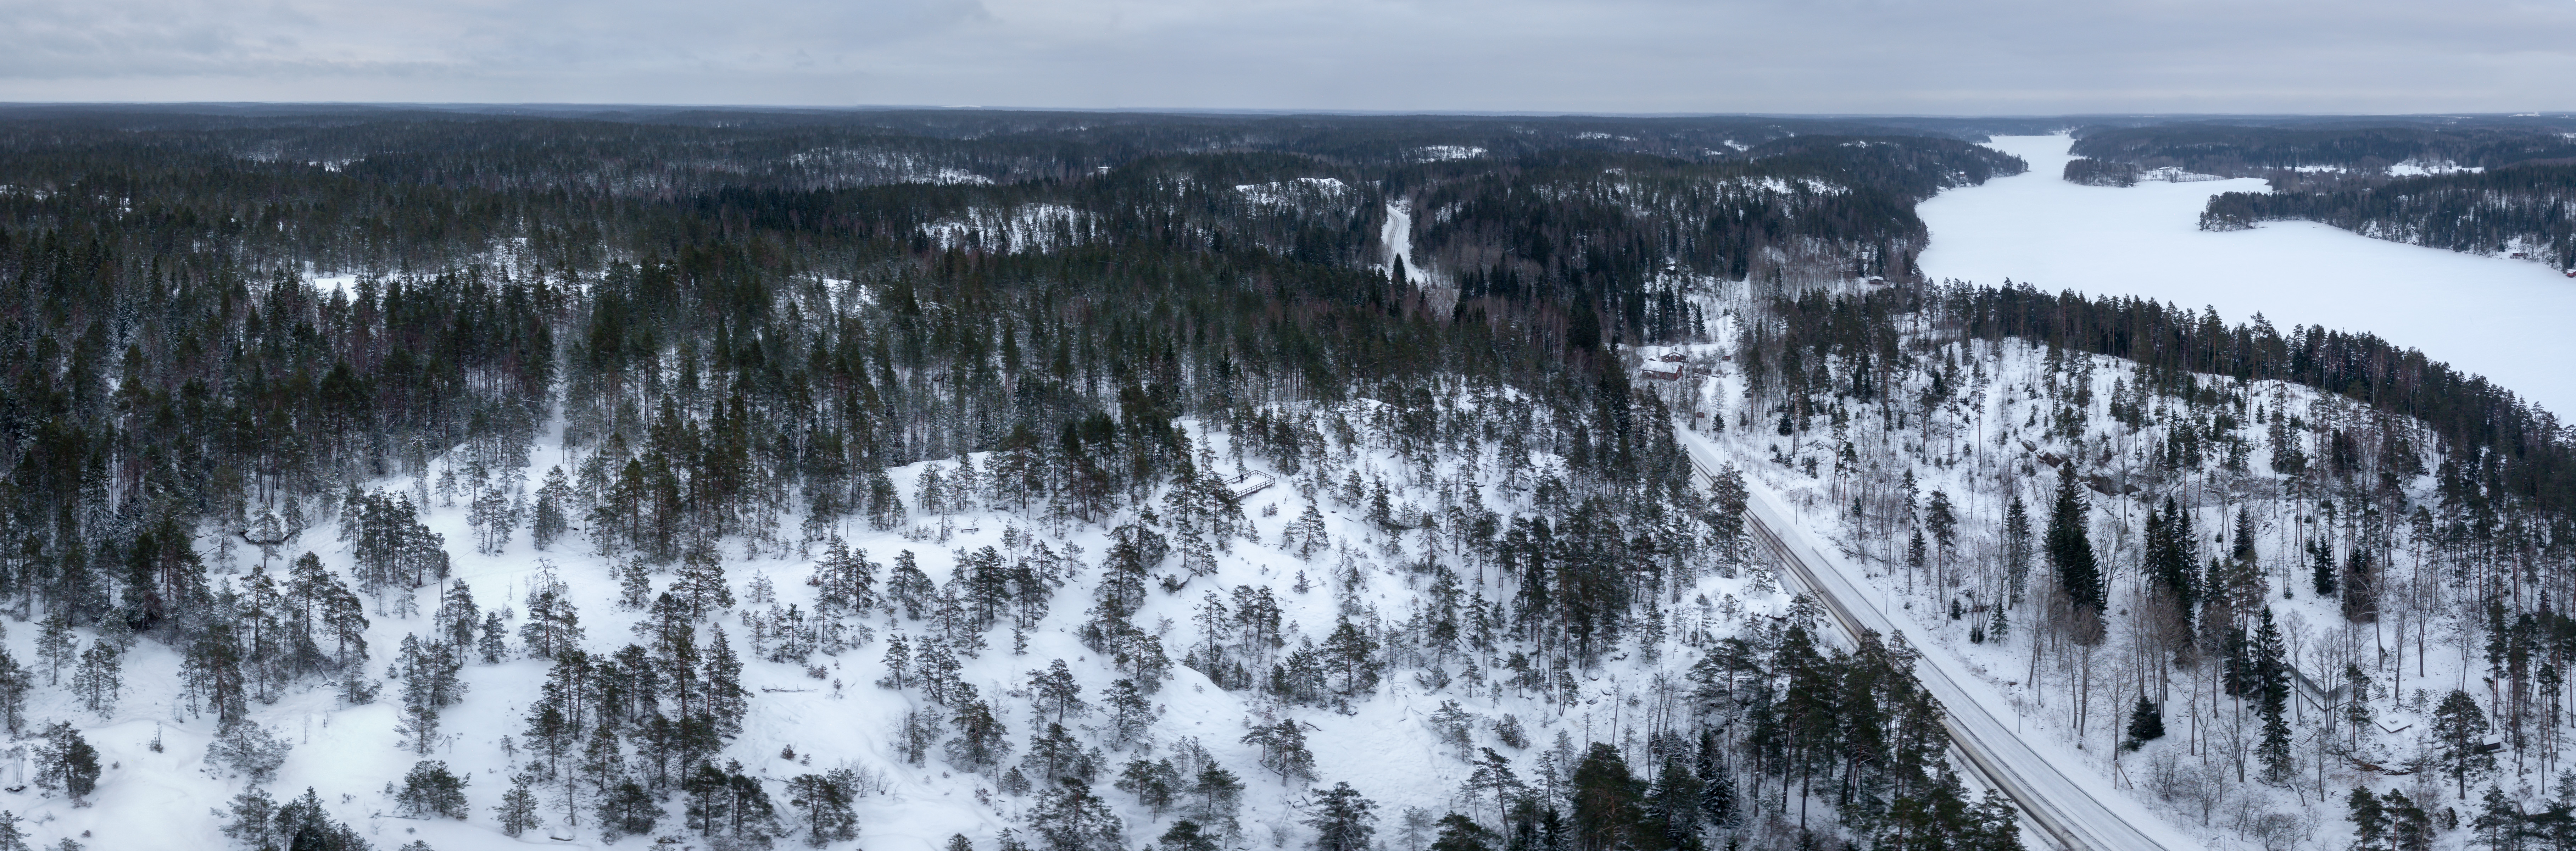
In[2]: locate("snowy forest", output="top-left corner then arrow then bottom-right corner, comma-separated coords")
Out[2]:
0,104 -> 2571,851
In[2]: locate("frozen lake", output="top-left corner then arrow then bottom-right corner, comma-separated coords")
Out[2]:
1917,134 -> 2576,418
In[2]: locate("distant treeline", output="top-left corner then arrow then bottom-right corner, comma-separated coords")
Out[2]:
2199,165 -> 2576,270
0,109 -> 2020,633
2069,122 -> 2576,178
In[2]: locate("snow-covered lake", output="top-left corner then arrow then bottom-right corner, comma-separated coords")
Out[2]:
1917,134 -> 2576,418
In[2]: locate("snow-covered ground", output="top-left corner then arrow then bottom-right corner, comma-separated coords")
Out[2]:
1917,134 -> 2576,417
5,405 -> 1787,851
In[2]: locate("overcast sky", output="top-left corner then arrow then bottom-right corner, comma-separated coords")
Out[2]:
4,0 -> 2570,113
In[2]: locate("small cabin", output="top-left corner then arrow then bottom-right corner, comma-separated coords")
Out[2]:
1641,362 -> 1685,380
1659,352 -> 1688,363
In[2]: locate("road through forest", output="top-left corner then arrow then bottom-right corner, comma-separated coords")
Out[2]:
1676,424 -> 2183,851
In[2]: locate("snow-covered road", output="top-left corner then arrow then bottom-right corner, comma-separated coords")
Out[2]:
1675,424 -> 2193,851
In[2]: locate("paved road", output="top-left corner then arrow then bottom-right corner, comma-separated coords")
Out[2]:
1675,424 -> 2176,851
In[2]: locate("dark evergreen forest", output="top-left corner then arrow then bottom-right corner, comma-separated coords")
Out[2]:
0,107 -> 2039,851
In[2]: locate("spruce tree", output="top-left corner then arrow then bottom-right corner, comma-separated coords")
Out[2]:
2045,469 -> 2102,614
2122,696 -> 2164,751
2347,786 -> 2389,851
2252,607 -> 2295,783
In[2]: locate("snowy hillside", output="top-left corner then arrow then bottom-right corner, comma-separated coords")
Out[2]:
1673,279 -> 2569,851
0,391 -> 1857,851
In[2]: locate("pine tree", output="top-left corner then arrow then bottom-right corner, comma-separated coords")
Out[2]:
497,772 -> 545,837
532,466 -> 573,551
676,540 -> 735,619
470,481 -> 519,555
395,760 -> 471,818
393,632 -> 468,753
1163,821 -> 1224,851
1029,778 -> 1122,851
1116,630 -> 1173,693
35,722 -> 99,803
946,696 -> 1012,772
1305,782 -> 1379,851
616,557 -> 653,611
1243,718 -> 1315,786
1639,755 -> 1704,851
1431,813 -> 1494,851
0,652 -> 27,734
578,724 -> 625,816
2433,689 -> 2497,797
1022,723 -> 1092,785
71,640 -> 120,718
1116,758 -> 1181,814
1286,503 -> 1331,560
1569,743 -> 1642,851
434,580 -> 480,650
887,550 -> 936,619
1028,659 -> 1088,724
519,582 -> 586,660
34,617 -> 76,687
2386,789 -> 2434,851
786,769 -> 860,846
702,625 -> 749,736
810,539 -> 878,616
220,789 -> 281,850
1323,616 -> 1383,696
205,720 -> 292,784
275,786 -> 370,850
1102,678 -> 1159,749
478,610 -> 511,663
600,780 -> 662,843
2472,786 -> 2522,851
1191,762 -> 1245,829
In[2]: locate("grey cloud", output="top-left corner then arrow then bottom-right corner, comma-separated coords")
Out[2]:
0,0 -> 2569,112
